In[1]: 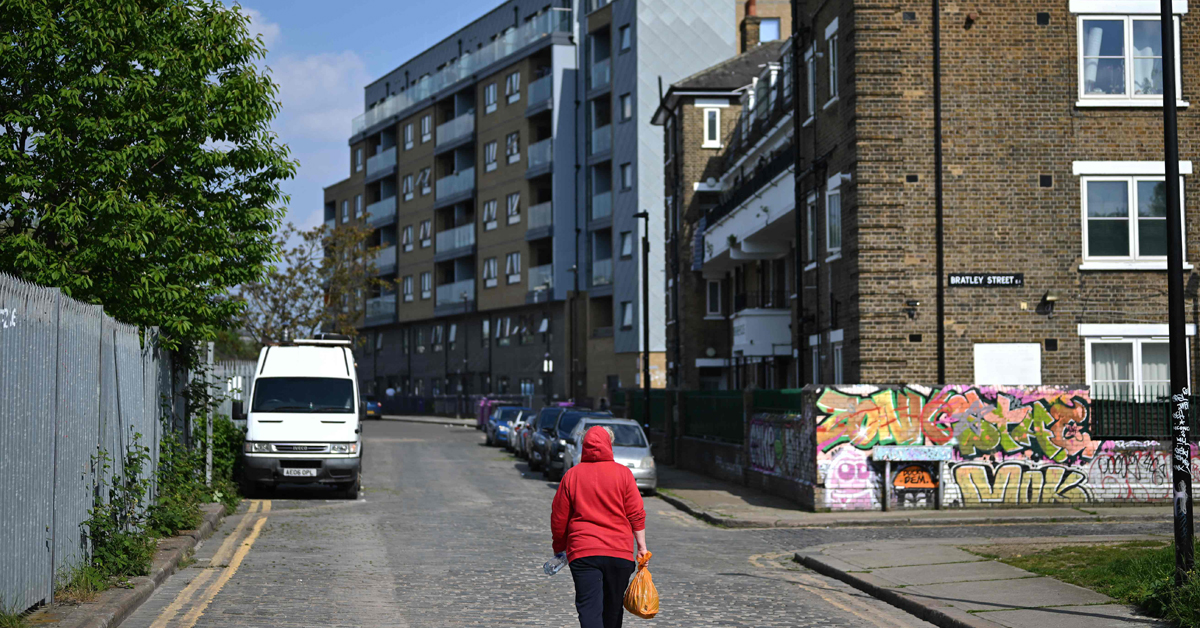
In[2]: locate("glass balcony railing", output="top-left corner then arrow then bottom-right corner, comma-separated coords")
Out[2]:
436,279 -> 475,306
373,245 -> 397,274
324,218 -> 336,231
590,58 -> 611,90
435,223 -> 475,253
590,124 -> 611,155
435,167 -> 475,200
366,146 -> 396,176
351,9 -> 572,135
528,264 -> 553,291
591,191 -> 612,221
592,258 -> 612,286
365,294 -> 396,324
528,201 -> 553,230
527,138 -> 552,170
528,74 -> 553,106
365,196 -> 396,228
436,111 -> 475,147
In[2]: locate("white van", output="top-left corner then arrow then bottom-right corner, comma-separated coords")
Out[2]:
241,336 -> 362,498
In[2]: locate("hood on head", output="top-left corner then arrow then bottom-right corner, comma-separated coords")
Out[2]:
580,426 -> 614,462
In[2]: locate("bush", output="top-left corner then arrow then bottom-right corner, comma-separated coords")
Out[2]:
192,414 -> 245,512
85,438 -> 156,580
148,428 -> 204,536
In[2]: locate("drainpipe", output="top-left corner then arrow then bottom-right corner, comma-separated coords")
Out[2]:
790,0 -> 807,388
933,0 -> 946,383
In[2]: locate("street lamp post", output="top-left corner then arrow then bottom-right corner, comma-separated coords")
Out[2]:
633,211 -> 651,428
460,292 -> 469,420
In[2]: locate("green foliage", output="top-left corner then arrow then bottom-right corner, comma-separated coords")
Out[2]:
193,413 -> 245,513
53,563 -> 108,605
214,329 -> 260,362
148,428 -> 203,537
0,0 -> 296,353
1003,541 -> 1200,627
0,610 -> 28,628
85,438 -> 156,580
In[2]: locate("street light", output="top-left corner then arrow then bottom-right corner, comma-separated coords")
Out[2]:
633,211 -> 651,428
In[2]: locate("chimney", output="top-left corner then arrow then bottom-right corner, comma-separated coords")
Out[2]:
742,0 -> 762,52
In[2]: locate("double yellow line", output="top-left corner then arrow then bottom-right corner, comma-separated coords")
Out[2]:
150,500 -> 271,628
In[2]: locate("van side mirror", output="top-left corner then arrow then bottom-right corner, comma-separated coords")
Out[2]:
231,400 -> 246,422
566,437 -> 576,445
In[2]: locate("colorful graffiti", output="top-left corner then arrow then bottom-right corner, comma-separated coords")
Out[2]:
953,462 -> 1091,506
823,447 -> 879,510
748,413 -> 816,484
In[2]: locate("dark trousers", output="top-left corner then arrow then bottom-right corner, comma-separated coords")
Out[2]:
568,555 -> 636,628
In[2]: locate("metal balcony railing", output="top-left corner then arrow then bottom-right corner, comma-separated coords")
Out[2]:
436,167 -> 475,200
733,291 -> 789,312
435,223 -> 475,253
435,279 -> 475,306
592,258 -> 612,286
365,294 -> 396,325
590,58 -> 611,90
365,196 -> 396,228
366,146 -> 396,176
590,124 -> 611,155
528,201 -> 553,230
591,191 -> 612,221
527,138 -> 552,170
436,112 -> 475,146
373,245 -> 397,274
528,74 -> 553,106
528,264 -> 553,291
1091,390 -> 1200,439
351,9 -> 572,135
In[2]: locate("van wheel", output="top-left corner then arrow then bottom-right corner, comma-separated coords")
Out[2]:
341,479 -> 359,500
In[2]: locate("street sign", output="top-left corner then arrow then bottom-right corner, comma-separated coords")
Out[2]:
947,273 -> 1024,287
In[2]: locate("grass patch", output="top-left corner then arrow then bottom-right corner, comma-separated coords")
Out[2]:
998,540 -> 1200,627
0,609 -> 27,628
54,564 -> 109,605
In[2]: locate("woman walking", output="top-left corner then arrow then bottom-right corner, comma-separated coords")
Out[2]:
551,426 -> 649,628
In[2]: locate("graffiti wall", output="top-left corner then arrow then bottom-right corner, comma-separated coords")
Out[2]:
747,412 -> 817,487
803,385 -> 1199,511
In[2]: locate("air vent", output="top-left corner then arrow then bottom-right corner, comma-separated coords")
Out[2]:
1037,12 -> 1050,26
1045,338 -> 1059,352
909,334 -> 923,343
906,174 -> 920,183
903,11 -> 917,22
1040,175 -> 1053,188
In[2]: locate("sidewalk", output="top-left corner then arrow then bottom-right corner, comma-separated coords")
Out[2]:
380,415 -> 476,428
795,536 -> 1171,628
655,465 -> 1173,528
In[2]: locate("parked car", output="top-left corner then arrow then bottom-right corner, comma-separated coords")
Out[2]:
486,406 -> 531,447
540,409 -> 612,481
528,406 -> 570,472
563,418 -> 656,493
508,410 -> 534,455
360,395 -> 382,420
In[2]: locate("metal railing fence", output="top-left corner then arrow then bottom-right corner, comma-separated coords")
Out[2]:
682,391 -> 745,443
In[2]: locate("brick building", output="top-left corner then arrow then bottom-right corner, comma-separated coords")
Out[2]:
661,0 -> 1200,394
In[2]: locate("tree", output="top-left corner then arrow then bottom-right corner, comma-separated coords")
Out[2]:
0,0 -> 296,354
236,222 -> 379,347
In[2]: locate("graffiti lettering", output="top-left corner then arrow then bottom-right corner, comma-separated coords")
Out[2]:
0,308 -> 15,329
748,413 -> 814,484
953,462 -> 1091,506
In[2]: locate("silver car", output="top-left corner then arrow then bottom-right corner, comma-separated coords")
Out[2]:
563,418 -> 656,493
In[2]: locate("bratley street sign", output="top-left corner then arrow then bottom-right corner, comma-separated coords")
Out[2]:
947,273 -> 1024,287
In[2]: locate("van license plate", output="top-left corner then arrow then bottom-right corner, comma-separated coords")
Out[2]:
283,468 -> 317,477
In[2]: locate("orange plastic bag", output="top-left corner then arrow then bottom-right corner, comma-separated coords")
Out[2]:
623,552 -> 659,619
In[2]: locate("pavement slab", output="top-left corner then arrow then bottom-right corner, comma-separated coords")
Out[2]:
870,561 -> 1034,586
901,577 -> 1112,612
980,605 -> 1170,628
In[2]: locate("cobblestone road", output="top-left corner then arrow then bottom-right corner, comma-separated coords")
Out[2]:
120,420 -> 1169,628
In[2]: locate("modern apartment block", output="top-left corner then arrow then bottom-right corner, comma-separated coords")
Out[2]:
325,0 -> 759,405
662,0 -> 1199,394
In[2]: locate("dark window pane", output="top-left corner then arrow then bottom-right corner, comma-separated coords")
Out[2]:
1138,218 -> 1168,256
252,378 -> 355,413
1089,219 -> 1130,256
1087,180 -> 1128,217
1137,180 -> 1167,217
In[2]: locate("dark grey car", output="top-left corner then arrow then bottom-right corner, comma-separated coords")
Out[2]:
540,409 -> 611,481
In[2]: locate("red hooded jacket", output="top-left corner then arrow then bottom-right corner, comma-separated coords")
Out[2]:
551,426 -> 646,561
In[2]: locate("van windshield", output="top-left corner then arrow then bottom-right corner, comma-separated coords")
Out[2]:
252,378 -> 355,413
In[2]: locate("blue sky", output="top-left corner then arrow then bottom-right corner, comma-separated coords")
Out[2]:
236,0 -> 503,229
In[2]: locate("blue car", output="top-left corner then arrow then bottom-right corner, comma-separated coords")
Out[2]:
485,406 -> 531,447
360,396 -> 382,420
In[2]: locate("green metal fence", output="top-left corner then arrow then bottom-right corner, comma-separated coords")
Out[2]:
1090,392 -> 1200,439
751,388 -> 806,414
682,391 -> 745,443
627,389 -> 667,431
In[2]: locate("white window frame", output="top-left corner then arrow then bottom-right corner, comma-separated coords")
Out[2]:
404,124 -> 414,150
402,174 -> 414,201
506,252 -> 521,284
1075,12 -> 1187,107
506,131 -> 520,164
825,18 -> 840,108
485,141 -> 498,172
1080,323 -> 1195,398
619,25 -> 631,51
621,301 -> 634,328
484,257 -> 498,288
506,71 -> 522,104
355,148 -> 363,172
507,192 -> 521,224
620,162 -> 633,190
402,225 -> 414,252
483,199 -> 498,231
804,45 -> 817,123
826,173 -> 845,260
420,272 -> 432,299
705,280 -> 722,318
620,93 -> 633,122
418,167 -> 432,195
1075,161 -> 1192,269
354,194 -> 362,218
620,231 -> 633,257
805,192 -> 818,267
702,107 -> 721,148
419,220 -> 432,248
421,115 -> 432,142
831,330 -> 844,385
403,276 -> 414,302
341,200 -> 349,223
809,334 -> 821,385
485,83 -> 498,114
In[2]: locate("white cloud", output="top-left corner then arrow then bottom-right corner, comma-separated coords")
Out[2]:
242,7 -> 281,48
271,51 -> 370,143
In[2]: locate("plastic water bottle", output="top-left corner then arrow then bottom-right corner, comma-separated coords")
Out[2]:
543,552 -> 568,575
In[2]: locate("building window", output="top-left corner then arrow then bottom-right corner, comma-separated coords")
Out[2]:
484,83 -> 498,114
620,231 -> 633,257
497,317 -> 512,347
664,117 -> 675,162
418,167 -> 432,194
448,323 -> 457,350
621,301 -> 634,329
482,319 -> 490,346
760,18 -> 781,42
1087,338 -> 1174,398
706,280 -> 722,316
354,194 -> 362,218
702,108 -> 721,148
402,225 -> 414,252
620,93 -> 633,121
1078,15 -> 1181,104
402,328 -> 410,354
620,162 -> 633,190
354,148 -> 363,172
404,124 -> 414,149
419,220 -> 432,247
506,252 -> 521,284
832,336 -> 844,385
420,114 -> 432,142
402,174 -> 414,201
341,200 -> 349,223
520,378 -> 535,396
827,30 -> 839,103
484,141 -> 498,172
420,272 -> 432,299
826,189 -> 842,257
619,25 -> 631,51
375,331 -> 383,350
1079,168 -> 1185,265
403,275 -> 414,301
483,257 -> 498,288
506,192 -> 521,224
506,71 -> 522,104
483,199 -> 498,230
506,131 -> 520,164
805,46 -> 817,120
805,194 -> 817,263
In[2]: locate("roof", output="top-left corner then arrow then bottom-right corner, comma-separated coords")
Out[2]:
256,345 -> 355,379
652,40 -> 787,124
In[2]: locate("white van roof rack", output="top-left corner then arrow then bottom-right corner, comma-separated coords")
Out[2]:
293,333 -> 353,347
